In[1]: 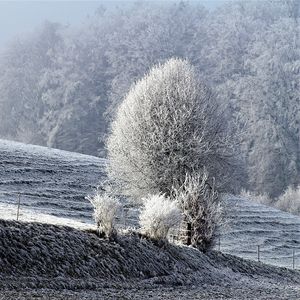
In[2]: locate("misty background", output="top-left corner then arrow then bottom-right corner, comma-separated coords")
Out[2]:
0,0 -> 299,199
0,0 -> 227,48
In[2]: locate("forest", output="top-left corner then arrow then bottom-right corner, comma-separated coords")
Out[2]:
0,0 -> 299,199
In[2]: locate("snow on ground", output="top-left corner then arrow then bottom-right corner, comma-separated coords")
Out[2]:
0,202 -> 94,230
0,139 -> 299,269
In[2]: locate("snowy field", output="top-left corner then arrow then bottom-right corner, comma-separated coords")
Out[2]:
222,196 -> 300,268
0,139 -> 299,269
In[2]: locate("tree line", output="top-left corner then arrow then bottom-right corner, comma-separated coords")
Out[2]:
0,0 -> 299,198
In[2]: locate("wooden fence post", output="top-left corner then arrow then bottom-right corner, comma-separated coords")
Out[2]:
16,193 -> 21,221
292,249 -> 295,270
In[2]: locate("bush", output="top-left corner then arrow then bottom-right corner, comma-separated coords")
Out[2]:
87,192 -> 121,237
275,185 -> 300,215
240,189 -> 273,206
173,171 -> 223,252
139,194 -> 182,240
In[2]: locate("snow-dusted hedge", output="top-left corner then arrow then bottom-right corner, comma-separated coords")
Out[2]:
87,192 -> 121,237
276,185 -> 300,215
139,194 -> 182,240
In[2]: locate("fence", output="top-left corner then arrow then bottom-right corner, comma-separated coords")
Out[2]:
170,232 -> 299,270
222,238 -> 299,270
0,190 -> 95,228
165,226 -> 300,270
0,191 -> 299,270
0,191 -> 24,220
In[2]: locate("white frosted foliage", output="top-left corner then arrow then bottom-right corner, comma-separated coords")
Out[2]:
87,192 -> 121,237
139,194 -> 182,240
107,58 -> 233,199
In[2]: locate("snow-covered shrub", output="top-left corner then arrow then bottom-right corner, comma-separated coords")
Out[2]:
240,189 -> 273,206
139,194 -> 182,240
275,186 -> 300,215
87,192 -> 121,237
173,171 -> 223,252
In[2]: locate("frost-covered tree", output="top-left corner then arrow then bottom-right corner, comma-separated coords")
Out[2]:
234,9 -> 300,197
107,58 -> 236,199
0,21 -> 62,144
173,170 -> 222,252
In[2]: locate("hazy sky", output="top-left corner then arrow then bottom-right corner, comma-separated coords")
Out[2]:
0,1 -> 227,49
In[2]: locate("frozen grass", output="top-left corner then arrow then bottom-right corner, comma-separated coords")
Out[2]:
0,219 -> 299,293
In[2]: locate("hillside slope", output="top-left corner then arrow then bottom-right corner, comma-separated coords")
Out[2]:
0,139 -> 299,269
0,139 -> 105,226
0,219 -> 299,300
